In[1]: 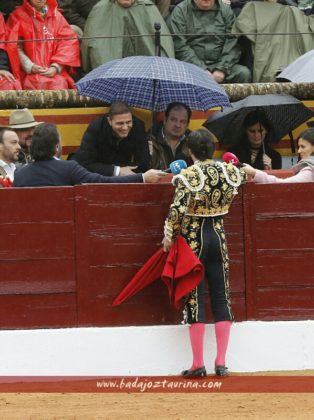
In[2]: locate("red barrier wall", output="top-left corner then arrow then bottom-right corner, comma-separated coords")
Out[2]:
0,187 -> 77,329
0,181 -> 313,330
243,182 -> 314,320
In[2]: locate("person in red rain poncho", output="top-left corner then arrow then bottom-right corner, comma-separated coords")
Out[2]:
7,0 -> 80,90
0,12 -> 21,90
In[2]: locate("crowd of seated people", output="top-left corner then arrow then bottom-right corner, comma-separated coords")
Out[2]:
0,0 -> 313,89
0,106 -> 166,186
0,102 -> 289,188
0,0 -> 312,181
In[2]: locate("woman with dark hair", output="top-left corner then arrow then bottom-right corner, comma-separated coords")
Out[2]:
228,110 -> 282,170
162,129 -> 246,377
243,127 -> 314,183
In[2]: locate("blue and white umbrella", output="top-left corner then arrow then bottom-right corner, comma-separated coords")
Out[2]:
76,56 -> 230,112
277,50 -> 314,83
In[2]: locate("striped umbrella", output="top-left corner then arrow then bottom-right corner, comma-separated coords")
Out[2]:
75,56 -> 230,112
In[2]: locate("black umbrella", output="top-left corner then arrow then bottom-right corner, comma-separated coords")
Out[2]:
203,94 -> 314,151
276,51 -> 314,83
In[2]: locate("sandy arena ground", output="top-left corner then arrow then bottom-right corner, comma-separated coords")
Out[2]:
0,371 -> 313,419
1,392 -> 314,419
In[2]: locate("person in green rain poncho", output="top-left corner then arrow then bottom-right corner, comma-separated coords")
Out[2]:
81,0 -> 174,72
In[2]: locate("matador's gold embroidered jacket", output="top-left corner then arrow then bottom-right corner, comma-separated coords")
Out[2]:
164,159 -> 247,247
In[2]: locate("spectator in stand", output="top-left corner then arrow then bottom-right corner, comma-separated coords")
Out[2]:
56,0 -> 100,36
243,128 -> 314,182
7,0 -> 81,90
81,0 -> 174,73
70,102 -> 151,176
14,123 -> 166,186
0,127 -> 20,182
166,0 -> 251,83
9,108 -> 42,165
0,1 -> 22,20
0,12 -> 21,89
57,0 -> 170,36
227,111 -> 282,170
233,1 -> 314,82
148,102 -> 192,170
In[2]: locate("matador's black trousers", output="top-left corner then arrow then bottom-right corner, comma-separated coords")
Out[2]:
185,217 -> 233,324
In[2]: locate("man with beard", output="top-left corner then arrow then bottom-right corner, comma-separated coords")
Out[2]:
0,128 -> 21,184
9,108 -> 42,166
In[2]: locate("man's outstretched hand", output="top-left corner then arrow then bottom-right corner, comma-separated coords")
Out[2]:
143,169 -> 168,183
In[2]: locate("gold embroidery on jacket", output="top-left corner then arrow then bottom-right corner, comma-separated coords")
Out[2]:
164,160 -> 246,241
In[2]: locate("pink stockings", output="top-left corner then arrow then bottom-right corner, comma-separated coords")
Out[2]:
214,320 -> 231,367
188,321 -> 231,369
189,322 -> 206,370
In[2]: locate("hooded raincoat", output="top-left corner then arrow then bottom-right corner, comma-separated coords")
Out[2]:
0,12 -> 21,89
81,0 -> 174,72
7,0 -> 80,89
233,1 -> 314,82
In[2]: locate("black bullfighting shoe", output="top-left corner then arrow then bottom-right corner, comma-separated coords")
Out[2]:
181,366 -> 207,378
215,365 -> 229,377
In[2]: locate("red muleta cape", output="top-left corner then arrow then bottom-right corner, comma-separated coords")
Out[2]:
112,236 -> 204,309
0,13 -> 21,90
7,0 -> 80,89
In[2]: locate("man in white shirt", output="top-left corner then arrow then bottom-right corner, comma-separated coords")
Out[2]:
0,127 -> 21,182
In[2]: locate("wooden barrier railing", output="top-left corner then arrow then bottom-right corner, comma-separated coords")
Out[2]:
0,181 -> 313,329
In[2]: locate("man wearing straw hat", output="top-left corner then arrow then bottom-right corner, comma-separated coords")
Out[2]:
9,108 -> 42,166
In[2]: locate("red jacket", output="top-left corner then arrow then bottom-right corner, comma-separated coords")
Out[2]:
0,12 -> 21,90
0,13 -> 6,52
7,0 -> 80,89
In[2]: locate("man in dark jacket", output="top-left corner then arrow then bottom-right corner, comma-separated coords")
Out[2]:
57,0 -> 99,31
71,102 -> 151,177
14,123 -> 166,187
0,1 -> 22,20
148,102 -> 192,170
